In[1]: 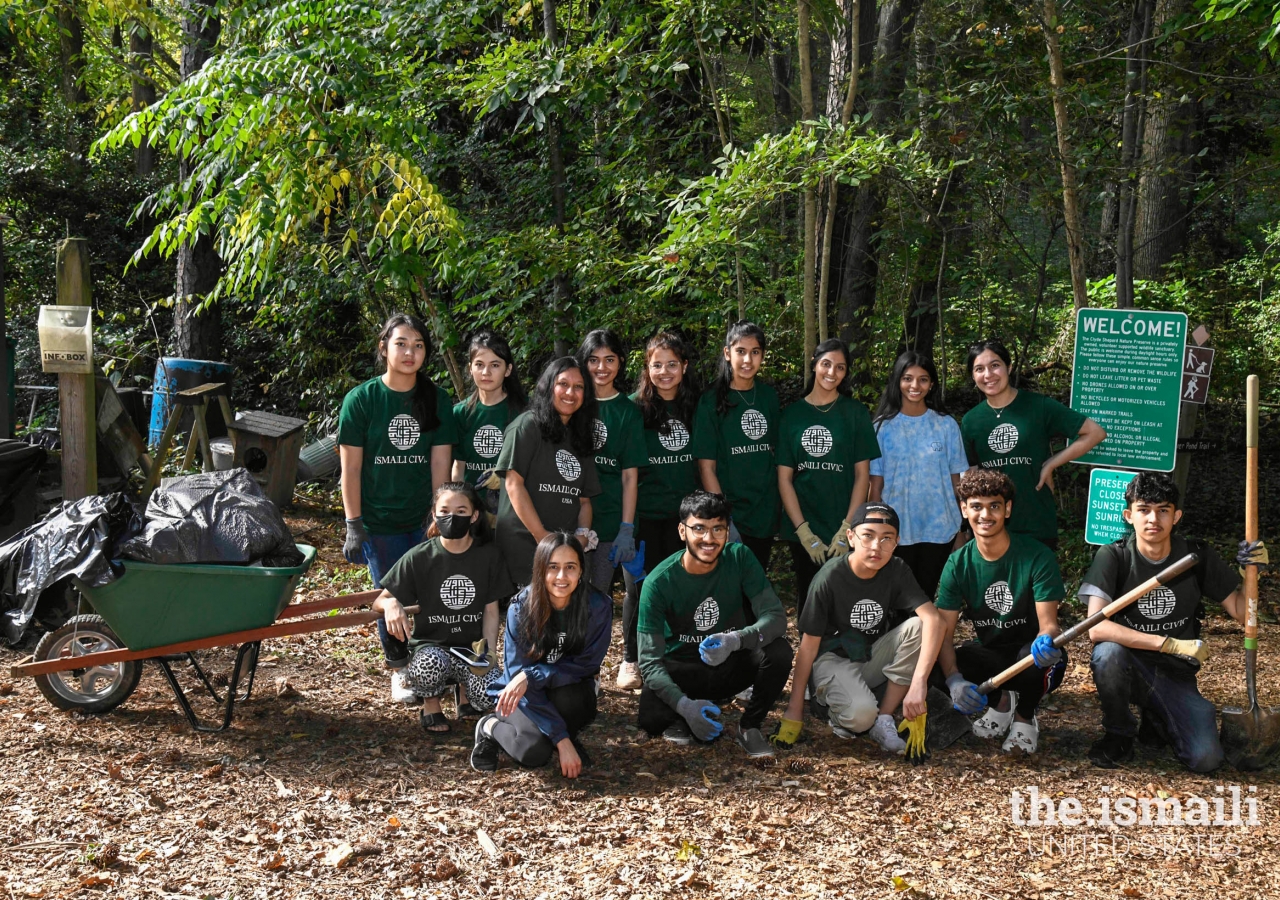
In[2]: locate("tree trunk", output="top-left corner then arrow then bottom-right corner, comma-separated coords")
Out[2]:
816,0 -> 859,343
543,0 -> 571,356
173,0 -> 223,361
56,2 -> 88,109
1115,0 -> 1153,308
1042,0 -> 1089,309
130,21 -> 156,176
798,0 -> 817,366
768,31 -> 793,124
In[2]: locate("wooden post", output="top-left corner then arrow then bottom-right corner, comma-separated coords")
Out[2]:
55,237 -> 97,500
0,214 -> 9,439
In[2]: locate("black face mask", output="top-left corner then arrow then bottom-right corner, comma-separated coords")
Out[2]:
435,514 -> 472,540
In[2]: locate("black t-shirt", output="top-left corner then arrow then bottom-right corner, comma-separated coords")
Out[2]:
380,538 -> 513,650
1080,533 -> 1240,640
798,555 -> 929,660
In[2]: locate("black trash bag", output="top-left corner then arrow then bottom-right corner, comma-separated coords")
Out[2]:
116,469 -> 304,568
0,492 -> 137,645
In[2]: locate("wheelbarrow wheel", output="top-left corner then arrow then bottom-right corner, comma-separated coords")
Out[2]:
33,615 -> 141,714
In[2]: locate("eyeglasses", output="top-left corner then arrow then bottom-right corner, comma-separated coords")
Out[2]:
649,360 -> 683,373
852,531 -> 898,549
684,523 -> 729,538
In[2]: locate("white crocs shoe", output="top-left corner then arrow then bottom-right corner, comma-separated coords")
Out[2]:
390,669 -> 418,704
829,719 -> 855,740
1002,716 -> 1040,754
867,713 -> 907,755
972,690 -> 1018,739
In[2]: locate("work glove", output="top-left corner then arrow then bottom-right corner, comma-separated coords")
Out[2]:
897,714 -> 928,765
826,519 -> 853,559
622,541 -> 647,583
946,672 -> 988,716
469,639 -> 495,678
574,527 -> 599,552
676,696 -> 723,742
769,717 -> 803,750
698,631 -> 741,667
727,519 -> 742,544
1030,634 -> 1063,668
1161,636 -> 1209,664
343,517 -> 369,564
610,522 -> 637,565
477,468 -> 503,491
795,521 -> 827,566
1238,539 -> 1269,570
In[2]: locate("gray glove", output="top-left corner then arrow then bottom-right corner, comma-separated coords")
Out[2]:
676,696 -> 723,742
698,631 -> 741,666
946,672 -> 987,716
610,522 -> 637,564
343,517 -> 369,564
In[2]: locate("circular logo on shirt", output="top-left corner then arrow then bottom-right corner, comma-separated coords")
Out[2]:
592,418 -> 609,450
473,424 -> 503,459
439,574 -> 476,611
988,423 -> 1019,455
658,419 -> 691,452
694,597 -> 720,631
387,414 -> 421,451
546,632 -> 567,664
555,449 -> 582,482
849,599 -> 884,631
740,408 -> 768,441
1137,586 -> 1177,620
984,581 -> 1014,616
800,425 -> 834,458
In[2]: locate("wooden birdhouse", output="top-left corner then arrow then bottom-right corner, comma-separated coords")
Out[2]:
227,410 -> 306,508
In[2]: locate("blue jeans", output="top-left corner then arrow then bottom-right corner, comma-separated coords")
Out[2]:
365,528 -> 424,669
1090,642 -> 1224,773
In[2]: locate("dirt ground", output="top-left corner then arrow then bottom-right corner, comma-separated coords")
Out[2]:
2,505 -> 1279,900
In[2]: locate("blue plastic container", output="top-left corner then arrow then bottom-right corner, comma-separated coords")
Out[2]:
147,357 -> 235,447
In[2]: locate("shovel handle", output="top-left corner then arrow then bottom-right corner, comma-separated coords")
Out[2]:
976,553 -> 1200,696
1245,374 -> 1259,645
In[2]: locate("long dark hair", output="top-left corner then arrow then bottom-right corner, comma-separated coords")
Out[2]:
423,481 -> 493,544
465,330 -> 527,414
636,331 -> 700,432
712,320 -> 767,416
529,357 -> 597,457
575,328 -> 628,394
802,338 -> 854,396
965,338 -> 1011,374
519,532 -> 590,662
376,313 -> 440,432
873,351 -> 947,425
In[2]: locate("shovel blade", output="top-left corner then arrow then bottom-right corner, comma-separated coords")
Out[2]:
925,686 -> 973,751
1220,705 -> 1280,771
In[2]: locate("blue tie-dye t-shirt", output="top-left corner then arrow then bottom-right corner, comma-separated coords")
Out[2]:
870,410 -> 968,545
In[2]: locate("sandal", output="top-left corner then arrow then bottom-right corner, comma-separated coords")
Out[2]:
456,702 -> 482,719
419,710 -> 451,734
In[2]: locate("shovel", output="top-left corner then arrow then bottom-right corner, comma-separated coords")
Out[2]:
1221,374 -> 1280,770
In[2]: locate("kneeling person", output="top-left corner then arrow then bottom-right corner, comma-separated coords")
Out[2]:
637,491 -> 793,757
778,503 -> 943,754
1083,472 -> 1244,772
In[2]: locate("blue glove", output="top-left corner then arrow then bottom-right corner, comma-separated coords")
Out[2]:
610,522 -> 637,565
698,631 -> 741,666
1030,634 -> 1062,668
621,540 -> 647,583
727,519 -> 742,544
946,672 -> 987,716
676,696 -> 723,742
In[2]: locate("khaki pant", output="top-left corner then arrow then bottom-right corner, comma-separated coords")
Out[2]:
811,617 -> 922,733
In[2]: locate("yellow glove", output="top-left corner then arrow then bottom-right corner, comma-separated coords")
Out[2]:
469,639 -> 493,677
1161,637 -> 1209,664
479,469 -> 503,491
769,717 -> 803,749
826,519 -> 853,559
795,522 -> 827,565
897,714 -> 928,765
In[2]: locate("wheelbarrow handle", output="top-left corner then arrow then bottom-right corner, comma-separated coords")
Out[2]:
975,553 -> 1200,696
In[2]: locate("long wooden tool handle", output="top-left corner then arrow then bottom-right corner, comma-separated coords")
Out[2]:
1244,374 -> 1260,705
976,553 -> 1200,696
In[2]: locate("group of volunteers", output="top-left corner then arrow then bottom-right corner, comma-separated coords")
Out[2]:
337,313 -> 1262,778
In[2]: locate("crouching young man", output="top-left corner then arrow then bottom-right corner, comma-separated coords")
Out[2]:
637,491 -> 794,758
1083,472 -> 1245,772
934,470 -> 1068,754
773,503 -> 943,754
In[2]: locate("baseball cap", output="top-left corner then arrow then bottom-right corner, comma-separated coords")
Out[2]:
848,502 -> 900,532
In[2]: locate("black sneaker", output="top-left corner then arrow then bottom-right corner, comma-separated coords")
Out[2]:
663,720 -> 693,745
1088,732 -> 1135,769
470,715 -> 500,772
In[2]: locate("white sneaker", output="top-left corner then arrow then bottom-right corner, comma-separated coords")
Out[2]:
828,719 -> 855,740
616,661 -> 642,691
1002,717 -> 1040,754
390,669 -> 417,704
867,713 -> 907,755
972,690 -> 1018,739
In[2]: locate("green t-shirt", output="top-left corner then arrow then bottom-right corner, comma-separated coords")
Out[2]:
494,412 -> 601,584
776,395 -> 881,544
590,394 -> 648,542
631,394 -> 700,521
637,542 -> 771,661
690,385 -> 781,539
798,555 -> 929,661
380,538 -> 513,650
452,397 -> 512,484
935,532 -> 1065,650
337,377 -> 459,534
960,390 -> 1087,542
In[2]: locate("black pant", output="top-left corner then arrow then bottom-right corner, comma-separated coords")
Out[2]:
490,681 -> 597,768
637,637 -> 793,734
789,541 -> 824,617
893,539 -> 955,599
932,640 -> 1068,720
622,516 -> 684,662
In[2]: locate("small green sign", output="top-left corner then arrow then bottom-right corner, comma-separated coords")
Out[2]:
1085,468 -> 1138,545
1071,308 -> 1186,472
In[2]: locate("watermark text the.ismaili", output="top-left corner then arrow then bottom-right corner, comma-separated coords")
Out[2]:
1011,785 -> 1260,828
